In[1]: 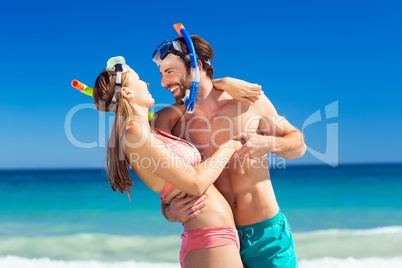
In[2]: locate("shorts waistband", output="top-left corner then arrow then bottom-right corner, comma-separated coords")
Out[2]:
236,209 -> 284,232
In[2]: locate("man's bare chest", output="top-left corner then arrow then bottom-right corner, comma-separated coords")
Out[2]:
172,105 -> 261,158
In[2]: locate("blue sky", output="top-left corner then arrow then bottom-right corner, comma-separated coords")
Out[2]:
1,0 -> 401,169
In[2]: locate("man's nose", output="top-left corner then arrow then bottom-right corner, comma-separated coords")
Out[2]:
161,76 -> 167,88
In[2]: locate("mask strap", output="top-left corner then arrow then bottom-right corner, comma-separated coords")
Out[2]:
109,64 -> 123,112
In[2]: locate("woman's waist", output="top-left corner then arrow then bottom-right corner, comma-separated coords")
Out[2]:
183,187 -> 235,231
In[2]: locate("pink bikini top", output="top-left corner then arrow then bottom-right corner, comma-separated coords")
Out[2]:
152,128 -> 201,203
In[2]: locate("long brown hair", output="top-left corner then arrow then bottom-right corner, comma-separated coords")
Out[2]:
93,71 -> 134,194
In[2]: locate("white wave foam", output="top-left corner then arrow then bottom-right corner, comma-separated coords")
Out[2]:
1,227 -> 402,263
0,255 -> 180,268
0,234 -> 181,262
299,256 -> 402,268
294,226 -> 402,259
295,225 -> 402,236
354,226 -> 402,236
2,255 -> 402,268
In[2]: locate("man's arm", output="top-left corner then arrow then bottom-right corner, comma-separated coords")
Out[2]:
161,192 -> 207,223
235,94 -> 306,159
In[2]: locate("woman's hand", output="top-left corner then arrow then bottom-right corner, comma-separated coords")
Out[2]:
231,139 -> 243,151
213,77 -> 264,106
219,139 -> 243,152
233,132 -> 270,159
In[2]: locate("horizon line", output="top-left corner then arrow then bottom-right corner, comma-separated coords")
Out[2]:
1,161 -> 402,172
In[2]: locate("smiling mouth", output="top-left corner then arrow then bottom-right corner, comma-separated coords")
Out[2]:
169,86 -> 180,96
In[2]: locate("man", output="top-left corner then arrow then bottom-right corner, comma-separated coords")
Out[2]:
152,35 -> 306,267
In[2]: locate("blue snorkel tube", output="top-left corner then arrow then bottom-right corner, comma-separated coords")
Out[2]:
173,24 -> 200,114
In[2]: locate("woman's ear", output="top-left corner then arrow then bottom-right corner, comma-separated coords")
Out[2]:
120,86 -> 134,99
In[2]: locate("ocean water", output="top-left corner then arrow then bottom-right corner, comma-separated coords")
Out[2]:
0,164 -> 401,267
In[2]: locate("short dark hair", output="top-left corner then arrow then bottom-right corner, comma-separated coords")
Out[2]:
174,35 -> 215,80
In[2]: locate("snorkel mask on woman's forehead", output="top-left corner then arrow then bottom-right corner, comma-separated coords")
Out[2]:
105,56 -> 130,113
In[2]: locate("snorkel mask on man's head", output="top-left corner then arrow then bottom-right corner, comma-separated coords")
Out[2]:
104,56 -> 130,113
152,40 -> 191,66
152,24 -> 200,114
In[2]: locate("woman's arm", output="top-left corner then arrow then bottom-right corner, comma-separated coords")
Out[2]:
212,77 -> 263,105
124,124 -> 241,196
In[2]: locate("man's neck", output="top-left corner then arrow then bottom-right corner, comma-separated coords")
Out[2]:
198,70 -> 231,102
196,78 -> 220,111
197,76 -> 214,100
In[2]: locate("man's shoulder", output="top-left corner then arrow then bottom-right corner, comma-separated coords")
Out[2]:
155,103 -> 186,118
250,94 -> 278,116
153,104 -> 185,131
219,93 -> 275,116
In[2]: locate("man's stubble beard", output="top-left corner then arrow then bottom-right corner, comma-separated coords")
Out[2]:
175,73 -> 192,105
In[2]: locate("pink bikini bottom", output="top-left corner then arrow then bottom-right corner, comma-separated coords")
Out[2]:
179,226 -> 240,267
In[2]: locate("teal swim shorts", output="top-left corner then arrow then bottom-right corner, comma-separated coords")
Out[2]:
236,209 -> 298,268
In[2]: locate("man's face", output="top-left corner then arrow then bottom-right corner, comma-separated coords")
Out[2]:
159,54 -> 191,105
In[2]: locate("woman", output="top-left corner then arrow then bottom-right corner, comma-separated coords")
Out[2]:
92,56 -> 249,268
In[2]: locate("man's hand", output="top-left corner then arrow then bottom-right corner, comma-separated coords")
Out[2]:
165,192 -> 207,223
233,132 -> 271,159
213,77 -> 263,106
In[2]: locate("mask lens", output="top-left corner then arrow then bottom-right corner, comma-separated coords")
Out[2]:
152,40 -> 189,65
160,43 -> 171,59
106,56 -> 126,72
152,41 -> 174,64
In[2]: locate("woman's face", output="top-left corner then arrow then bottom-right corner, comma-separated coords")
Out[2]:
126,68 -> 155,107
